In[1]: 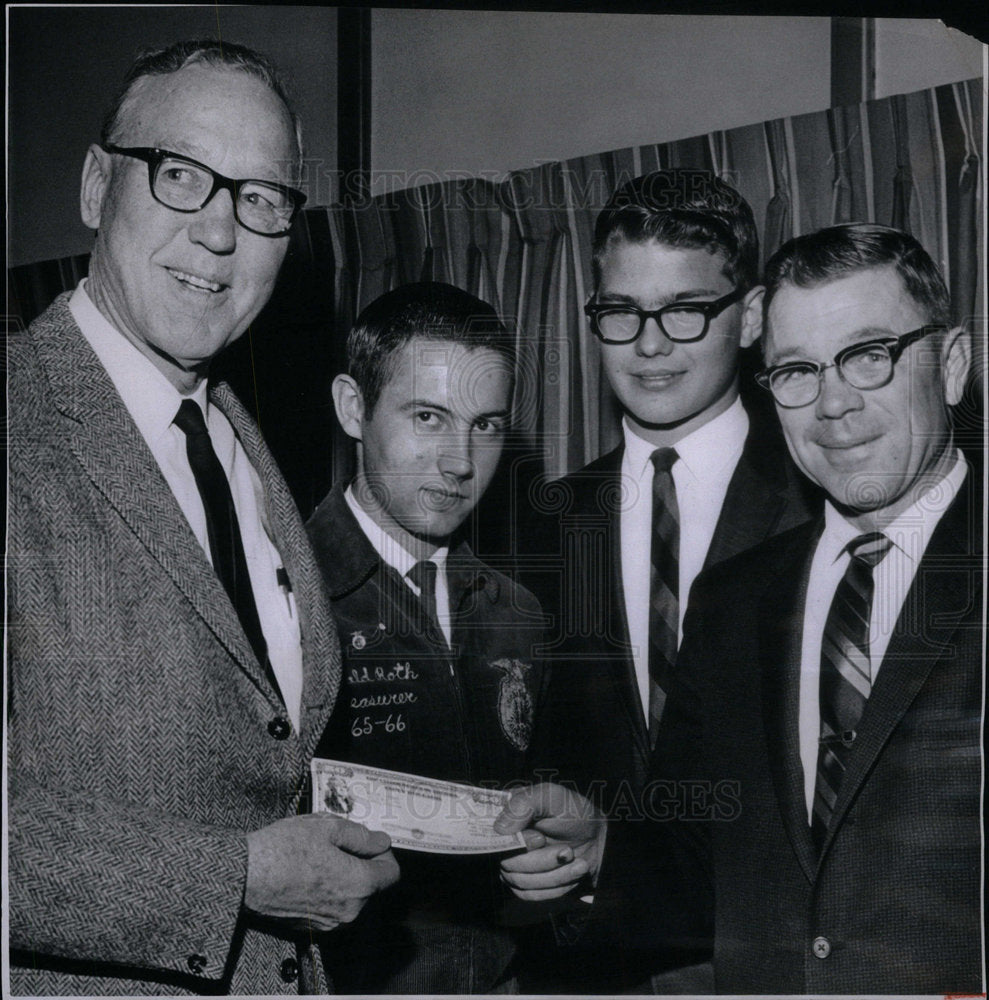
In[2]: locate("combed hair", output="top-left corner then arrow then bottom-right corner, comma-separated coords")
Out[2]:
763,222 -> 951,326
591,168 -> 759,290
347,282 -> 515,415
101,38 -> 303,168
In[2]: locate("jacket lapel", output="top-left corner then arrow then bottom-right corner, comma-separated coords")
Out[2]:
705,413 -> 813,568
32,297 -> 334,736
34,302 -> 275,692
819,486 -> 977,856
213,381 -> 340,756
760,522 -> 820,883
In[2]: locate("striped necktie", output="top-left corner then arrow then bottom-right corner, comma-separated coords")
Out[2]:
648,447 -> 679,747
812,531 -> 893,849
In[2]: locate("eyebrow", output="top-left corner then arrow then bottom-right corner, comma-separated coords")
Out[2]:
596,288 -> 725,307
767,326 -> 905,364
402,400 -> 510,419
153,140 -> 284,182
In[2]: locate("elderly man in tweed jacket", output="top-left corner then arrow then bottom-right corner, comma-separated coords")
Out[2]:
6,40 -> 397,994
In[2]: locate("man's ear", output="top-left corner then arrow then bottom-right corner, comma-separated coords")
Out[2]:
80,144 -> 112,230
332,374 -> 366,440
941,326 -> 972,407
739,285 -> 764,350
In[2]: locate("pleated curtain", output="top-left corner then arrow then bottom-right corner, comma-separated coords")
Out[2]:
322,78 -> 984,479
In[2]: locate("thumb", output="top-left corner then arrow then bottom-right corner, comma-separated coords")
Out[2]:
326,817 -> 393,857
493,788 -> 536,834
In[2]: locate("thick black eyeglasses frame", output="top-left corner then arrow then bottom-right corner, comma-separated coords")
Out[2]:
584,285 -> 747,344
755,325 -> 944,408
101,144 -> 307,237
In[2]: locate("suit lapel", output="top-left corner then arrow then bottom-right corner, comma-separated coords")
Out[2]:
819,487 -> 977,856
32,298 -> 335,735
34,305 -> 276,697
760,522 -> 820,883
212,381 -> 341,757
705,414 -> 808,568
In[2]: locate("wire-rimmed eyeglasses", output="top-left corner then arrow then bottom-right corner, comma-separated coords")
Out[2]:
755,325 -> 944,408
101,144 -> 306,237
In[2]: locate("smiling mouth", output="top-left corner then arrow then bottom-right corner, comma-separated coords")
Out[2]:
818,436 -> 880,451
631,370 -> 685,388
167,268 -> 226,293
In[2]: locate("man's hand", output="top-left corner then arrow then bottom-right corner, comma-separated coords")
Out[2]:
244,814 -> 399,931
495,782 -> 606,902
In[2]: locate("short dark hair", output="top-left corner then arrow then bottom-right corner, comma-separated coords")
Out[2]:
101,39 -> 303,169
591,168 -> 759,290
347,282 -> 515,416
763,223 -> 951,328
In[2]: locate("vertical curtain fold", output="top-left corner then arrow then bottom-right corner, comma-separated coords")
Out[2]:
321,78 -> 983,479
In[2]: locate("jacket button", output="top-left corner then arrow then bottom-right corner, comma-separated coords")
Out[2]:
280,957 -> 299,983
812,936 -> 831,959
267,717 -> 291,740
187,953 -> 207,975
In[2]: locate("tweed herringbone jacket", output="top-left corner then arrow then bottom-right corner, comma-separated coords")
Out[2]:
6,294 -> 342,995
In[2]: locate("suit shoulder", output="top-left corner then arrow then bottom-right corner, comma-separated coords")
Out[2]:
696,519 -> 819,600
305,486 -> 380,598
521,446 -> 624,526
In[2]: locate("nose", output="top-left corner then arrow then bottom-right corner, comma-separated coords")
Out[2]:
187,187 -> 237,253
636,317 -> 675,357
436,431 -> 475,481
815,364 -> 864,419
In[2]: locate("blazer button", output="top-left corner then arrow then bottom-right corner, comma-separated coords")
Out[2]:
812,936 -> 831,959
267,717 -> 291,740
280,957 -> 299,983
187,953 -> 207,975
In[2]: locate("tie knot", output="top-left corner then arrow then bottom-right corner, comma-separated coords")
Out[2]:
408,559 -> 437,594
847,532 -> 893,567
174,398 -> 209,438
651,447 -> 679,476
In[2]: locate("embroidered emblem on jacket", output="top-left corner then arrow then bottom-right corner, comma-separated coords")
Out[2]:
491,658 -> 533,751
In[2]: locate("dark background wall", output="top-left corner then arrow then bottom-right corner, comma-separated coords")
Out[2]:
7,5 -> 338,266
7,7 -> 982,266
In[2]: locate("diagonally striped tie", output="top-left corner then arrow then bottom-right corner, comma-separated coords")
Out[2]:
648,447 -> 679,748
811,531 -> 893,850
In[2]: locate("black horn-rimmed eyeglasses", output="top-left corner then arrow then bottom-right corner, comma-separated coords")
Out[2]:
101,144 -> 306,237
584,286 -> 747,345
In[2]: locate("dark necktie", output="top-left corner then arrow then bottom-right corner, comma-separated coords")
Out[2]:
407,559 -> 443,643
648,447 -> 679,747
174,400 -> 279,696
811,531 -> 893,849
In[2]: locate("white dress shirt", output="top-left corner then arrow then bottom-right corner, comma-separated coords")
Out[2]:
70,282 -> 304,728
621,397 -> 749,718
344,486 -> 452,645
798,451 -> 968,820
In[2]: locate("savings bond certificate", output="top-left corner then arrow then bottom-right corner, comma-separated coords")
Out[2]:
311,758 -> 527,854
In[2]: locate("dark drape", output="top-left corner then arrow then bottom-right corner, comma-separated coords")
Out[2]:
8,79 -> 983,520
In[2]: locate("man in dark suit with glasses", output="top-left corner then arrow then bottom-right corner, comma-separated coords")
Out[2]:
502,223 -> 981,994
516,169 -> 818,990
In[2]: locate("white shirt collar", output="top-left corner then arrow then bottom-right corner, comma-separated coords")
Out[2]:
343,484 -> 448,582
622,395 -> 749,481
69,280 -> 208,433
820,449 -> 967,565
